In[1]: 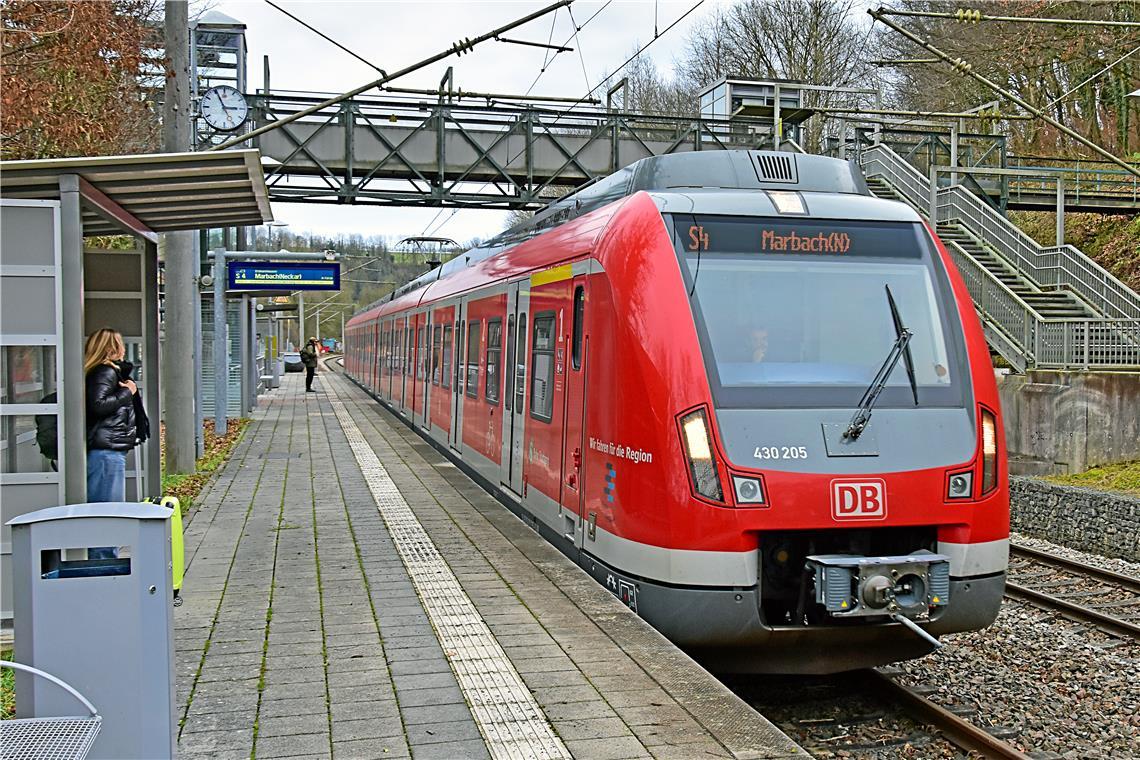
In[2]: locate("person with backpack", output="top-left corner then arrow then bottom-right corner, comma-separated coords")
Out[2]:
84,328 -> 138,503
300,336 -> 320,392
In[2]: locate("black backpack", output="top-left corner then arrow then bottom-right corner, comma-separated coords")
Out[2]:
35,392 -> 58,461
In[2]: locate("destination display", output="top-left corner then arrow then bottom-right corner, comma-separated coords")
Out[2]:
227,261 -> 341,291
673,216 -> 923,258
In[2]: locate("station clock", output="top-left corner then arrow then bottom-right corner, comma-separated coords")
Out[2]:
199,85 -> 249,131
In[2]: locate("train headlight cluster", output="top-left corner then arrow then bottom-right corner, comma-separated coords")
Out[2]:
679,408 -> 724,502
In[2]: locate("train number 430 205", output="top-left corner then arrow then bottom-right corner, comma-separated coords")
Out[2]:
753,446 -> 809,460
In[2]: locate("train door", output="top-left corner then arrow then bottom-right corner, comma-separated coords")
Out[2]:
412,313 -> 425,422
421,312 -> 432,430
559,279 -> 588,548
502,281 -> 529,495
450,301 -> 466,451
395,318 -> 406,411
372,323 -> 381,393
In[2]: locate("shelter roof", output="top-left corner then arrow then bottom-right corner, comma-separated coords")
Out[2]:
0,149 -> 272,238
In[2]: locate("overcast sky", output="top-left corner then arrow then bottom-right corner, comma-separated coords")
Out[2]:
212,0 -> 725,244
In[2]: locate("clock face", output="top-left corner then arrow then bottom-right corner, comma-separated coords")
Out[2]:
200,85 -> 248,131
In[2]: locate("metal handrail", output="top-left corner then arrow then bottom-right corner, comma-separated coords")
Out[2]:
944,241 -> 1040,365
862,144 -> 1140,322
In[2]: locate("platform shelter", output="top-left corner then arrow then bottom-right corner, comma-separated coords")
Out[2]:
0,149 -> 271,621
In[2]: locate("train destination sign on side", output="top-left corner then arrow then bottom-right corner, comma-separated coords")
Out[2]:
227,261 -> 341,291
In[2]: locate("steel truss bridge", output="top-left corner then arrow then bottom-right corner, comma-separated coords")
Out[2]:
246,93 -> 789,209
242,92 -> 1139,214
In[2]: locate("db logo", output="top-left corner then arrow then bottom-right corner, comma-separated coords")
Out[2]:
830,479 -> 887,521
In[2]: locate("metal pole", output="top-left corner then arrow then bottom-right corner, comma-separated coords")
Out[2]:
142,240 -> 162,498
212,0 -> 571,150
950,123 -> 958,186
163,0 -> 198,473
929,170 -> 939,223
212,249 -> 228,435
1056,177 -> 1065,246
58,174 -> 86,503
869,9 -> 1140,178
299,292 -> 306,344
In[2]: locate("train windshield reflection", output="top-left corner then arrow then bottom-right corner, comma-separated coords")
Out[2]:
686,257 -> 952,389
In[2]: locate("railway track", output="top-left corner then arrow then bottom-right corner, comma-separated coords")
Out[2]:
1006,543 -> 1140,640
735,669 -> 1031,759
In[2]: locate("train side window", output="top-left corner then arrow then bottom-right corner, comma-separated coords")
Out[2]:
431,325 -> 442,385
417,326 -> 427,381
405,327 -> 413,376
571,286 -> 585,370
530,312 -> 555,422
515,313 -> 527,412
485,318 -> 502,404
455,320 -> 465,393
466,321 -> 481,399
504,315 -> 515,412
441,325 -> 453,389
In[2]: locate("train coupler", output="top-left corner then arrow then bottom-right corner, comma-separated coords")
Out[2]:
806,552 -> 951,619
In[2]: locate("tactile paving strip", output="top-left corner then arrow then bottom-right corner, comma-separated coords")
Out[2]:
332,402 -> 572,760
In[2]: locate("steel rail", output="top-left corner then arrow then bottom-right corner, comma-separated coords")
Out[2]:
1004,582 -> 1140,640
1011,543 -> 1140,594
866,670 -> 1032,759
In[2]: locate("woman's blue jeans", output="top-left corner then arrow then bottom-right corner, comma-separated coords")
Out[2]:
87,449 -> 126,558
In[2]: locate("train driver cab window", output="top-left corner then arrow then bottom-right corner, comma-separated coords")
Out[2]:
431,325 -> 442,385
441,325 -> 453,389
530,312 -> 555,422
571,286 -> 585,370
466,321 -> 481,399
485,319 -> 502,404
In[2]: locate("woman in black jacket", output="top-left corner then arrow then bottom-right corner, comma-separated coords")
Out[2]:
85,328 -> 138,502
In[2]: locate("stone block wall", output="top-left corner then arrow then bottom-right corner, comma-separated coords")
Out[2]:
1010,476 -> 1140,562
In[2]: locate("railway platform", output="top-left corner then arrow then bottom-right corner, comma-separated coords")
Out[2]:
173,365 -> 804,759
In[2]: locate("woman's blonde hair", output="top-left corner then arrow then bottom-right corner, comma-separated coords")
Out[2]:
84,328 -> 125,374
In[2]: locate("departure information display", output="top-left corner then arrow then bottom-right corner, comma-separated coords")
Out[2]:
227,261 -> 341,291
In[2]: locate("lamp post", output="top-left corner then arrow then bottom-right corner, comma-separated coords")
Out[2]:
265,220 -> 289,251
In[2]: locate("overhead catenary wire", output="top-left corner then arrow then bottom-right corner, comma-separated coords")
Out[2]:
426,0 -> 701,239
212,0 -> 572,151
1044,43 -> 1140,110
422,0 -> 617,238
868,8 -> 1140,178
262,0 -> 384,74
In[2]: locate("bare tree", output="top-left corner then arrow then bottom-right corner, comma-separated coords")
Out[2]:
875,0 -> 1140,158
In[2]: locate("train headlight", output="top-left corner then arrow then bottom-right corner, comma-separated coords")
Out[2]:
679,408 -> 724,502
980,407 -> 998,494
732,475 -> 766,506
946,470 -> 973,500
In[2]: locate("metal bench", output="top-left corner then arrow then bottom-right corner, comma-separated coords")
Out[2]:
0,660 -> 101,760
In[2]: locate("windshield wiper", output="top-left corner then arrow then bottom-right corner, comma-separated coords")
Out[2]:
843,285 -> 918,441
887,284 -> 920,407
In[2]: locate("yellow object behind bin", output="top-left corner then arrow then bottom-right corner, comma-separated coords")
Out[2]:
147,496 -> 184,603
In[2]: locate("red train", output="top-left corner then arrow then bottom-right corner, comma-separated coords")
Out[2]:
345,151 -> 1009,673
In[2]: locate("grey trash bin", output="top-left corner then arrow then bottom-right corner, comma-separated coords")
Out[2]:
7,502 -> 176,760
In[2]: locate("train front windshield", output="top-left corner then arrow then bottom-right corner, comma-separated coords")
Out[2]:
672,215 -> 966,409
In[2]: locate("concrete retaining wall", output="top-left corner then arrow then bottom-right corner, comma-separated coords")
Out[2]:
1010,476 -> 1140,562
996,370 -> 1140,476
